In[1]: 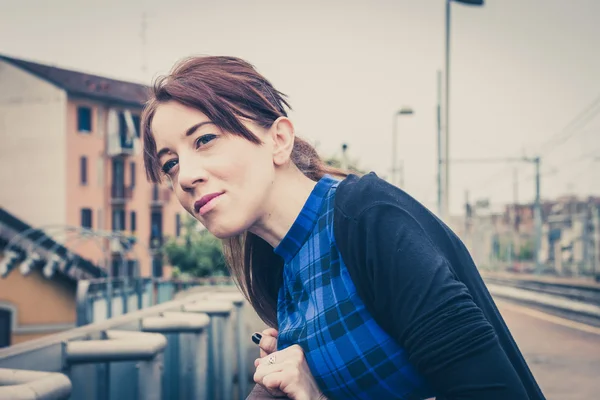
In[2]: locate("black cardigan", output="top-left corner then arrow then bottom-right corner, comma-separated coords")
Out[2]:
333,173 -> 545,400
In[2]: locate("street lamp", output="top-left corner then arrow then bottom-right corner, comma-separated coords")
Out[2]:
341,143 -> 349,170
443,0 -> 484,218
392,107 -> 414,187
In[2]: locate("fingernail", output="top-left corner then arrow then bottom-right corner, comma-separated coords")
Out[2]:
251,333 -> 262,345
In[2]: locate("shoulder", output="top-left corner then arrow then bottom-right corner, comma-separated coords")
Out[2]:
334,172 -> 446,251
335,172 -> 415,220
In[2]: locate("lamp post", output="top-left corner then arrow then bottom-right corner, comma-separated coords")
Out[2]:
443,0 -> 484,218
341,143 -> 349,170
392,107 -> 414,187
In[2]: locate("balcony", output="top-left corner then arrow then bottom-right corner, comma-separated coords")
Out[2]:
151,185 -> 171,207
111,184 -> 133,204
0,276 -> 254,400
107,109 -> 139,157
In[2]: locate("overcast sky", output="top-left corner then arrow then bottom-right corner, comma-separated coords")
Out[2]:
1,0 -> 599,214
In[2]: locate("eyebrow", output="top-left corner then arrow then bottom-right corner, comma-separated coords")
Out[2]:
156,121 -> 214,159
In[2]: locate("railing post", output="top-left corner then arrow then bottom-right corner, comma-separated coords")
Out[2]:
183,299 -> 234,400
136,278 -> 144,310
137,352 -> 163,400
142,311 -> 211,400
122,278 -> 129,314
76,280 -> 91,327
105,280 -> 113,319
65,330 -> 167,400
209,292 -> 247,399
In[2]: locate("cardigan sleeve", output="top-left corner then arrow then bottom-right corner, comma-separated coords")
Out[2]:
338,202 -> 531,399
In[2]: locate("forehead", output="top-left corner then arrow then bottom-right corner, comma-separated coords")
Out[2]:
152,101 -> 210,142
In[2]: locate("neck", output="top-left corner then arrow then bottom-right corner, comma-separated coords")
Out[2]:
249,169 -> 318,248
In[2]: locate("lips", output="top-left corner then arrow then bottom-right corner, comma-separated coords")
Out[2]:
194,192 -> 224,214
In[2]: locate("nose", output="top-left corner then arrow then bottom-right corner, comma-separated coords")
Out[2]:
177,156 -> 207,193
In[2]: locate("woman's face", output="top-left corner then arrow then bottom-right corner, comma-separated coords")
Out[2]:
151,101 -> 277,238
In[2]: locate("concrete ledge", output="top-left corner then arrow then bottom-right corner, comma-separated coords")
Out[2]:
0,368 -> 72,400
487,283 -> 600,319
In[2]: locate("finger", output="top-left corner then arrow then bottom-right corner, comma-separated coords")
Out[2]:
262,371 -> 285,392
259,335 -> 278,357
262,328 -> 279,338
253,362 -> 284,383
256,351 -> 286,368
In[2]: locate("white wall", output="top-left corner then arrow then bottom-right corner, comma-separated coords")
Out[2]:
0,60 -> 67,229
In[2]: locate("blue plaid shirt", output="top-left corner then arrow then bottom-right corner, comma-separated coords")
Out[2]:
274,175 -> 436,400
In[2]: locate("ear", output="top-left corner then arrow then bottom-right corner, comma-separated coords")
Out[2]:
269,117 -> 295,166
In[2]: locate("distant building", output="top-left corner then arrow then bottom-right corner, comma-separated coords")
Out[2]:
538,196 -> 600,275
0,54 -> 184,278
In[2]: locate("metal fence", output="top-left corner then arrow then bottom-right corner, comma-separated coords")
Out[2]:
0,277 -> 251,400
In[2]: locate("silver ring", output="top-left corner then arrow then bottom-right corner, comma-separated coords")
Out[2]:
268,355 -> 276,365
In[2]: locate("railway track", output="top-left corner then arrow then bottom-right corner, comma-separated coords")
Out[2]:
484,276 -> 600,306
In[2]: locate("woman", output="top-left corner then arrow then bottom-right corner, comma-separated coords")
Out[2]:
141,55 -> 545,400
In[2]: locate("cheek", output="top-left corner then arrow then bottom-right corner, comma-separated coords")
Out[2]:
211,143 -> 273,183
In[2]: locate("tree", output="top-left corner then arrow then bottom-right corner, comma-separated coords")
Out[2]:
163,215 -> 229,278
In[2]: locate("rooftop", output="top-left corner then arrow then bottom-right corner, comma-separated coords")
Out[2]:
0,54 -> 150,106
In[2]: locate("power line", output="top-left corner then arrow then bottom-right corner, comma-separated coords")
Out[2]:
536,93 -> 600,155
468,93 -> 600,196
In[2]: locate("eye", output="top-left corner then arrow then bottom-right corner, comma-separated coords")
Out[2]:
194,134 -> 217,149
161,159 -> 178,174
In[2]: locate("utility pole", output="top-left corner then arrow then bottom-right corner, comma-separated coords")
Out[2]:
593,205 -> 599,281
512,168 -> 519,264
533,156 -> 542,274
443,0 -> 485,221
391,108 -> 414,187
437,70 -> 443,218
399,160 -> 405,188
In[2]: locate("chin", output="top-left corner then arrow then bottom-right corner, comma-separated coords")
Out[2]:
205,221 -> 246,240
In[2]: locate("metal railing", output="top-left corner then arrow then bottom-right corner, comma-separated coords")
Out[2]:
0,276 -> 251,400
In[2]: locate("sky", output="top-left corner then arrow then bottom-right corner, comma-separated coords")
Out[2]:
1,0 -> 599,215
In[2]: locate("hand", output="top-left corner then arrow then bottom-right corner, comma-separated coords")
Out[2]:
253,344 -> 327,400
253,329 -> 286,397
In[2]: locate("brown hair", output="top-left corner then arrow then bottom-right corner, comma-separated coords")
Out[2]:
141,56 -> 348,327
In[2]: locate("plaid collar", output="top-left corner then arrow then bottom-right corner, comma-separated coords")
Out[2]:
273,175 -> 337,263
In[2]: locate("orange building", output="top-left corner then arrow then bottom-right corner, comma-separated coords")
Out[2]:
0,207 -> 106,347
0,54 -> 185,278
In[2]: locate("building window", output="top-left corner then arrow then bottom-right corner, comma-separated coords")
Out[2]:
132,114 -> 141,137
130,211 -> 136,232
111,257 -> 122,277
0,308 -> 11,348
176,214 -> 181,237
77,106 -> 92,133
112,209 -> 126,231
151,211 -> 162,238
80,156 -> 88,185
152,255 -> 163,278
130,162 -> 136,187
127,259 -> 138,277
81,208 -> 93,229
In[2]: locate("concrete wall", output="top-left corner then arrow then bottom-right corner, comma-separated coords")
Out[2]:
0,60 -> 68,229
0,268 -> 76,346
